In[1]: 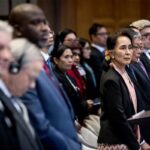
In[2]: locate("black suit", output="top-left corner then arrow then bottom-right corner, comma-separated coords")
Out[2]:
53,66 -> 88,124
127,64 -> 150,144
98,68 -> 140,150
0,89 -> 43,150
140,53 -> 150,79
130,63 -> 150,99
126,65 -> 150,111
81,61 -> 98,99
88,46 -> 104,94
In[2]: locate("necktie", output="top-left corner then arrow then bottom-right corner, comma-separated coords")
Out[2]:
46,58 -> 52,70
138,61 -> 149,79
11,97 -> 35,137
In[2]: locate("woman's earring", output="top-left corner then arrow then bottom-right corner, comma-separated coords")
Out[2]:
111,55 -> 115,59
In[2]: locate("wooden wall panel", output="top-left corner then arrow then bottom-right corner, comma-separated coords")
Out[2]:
37,0 -> 55,30
1,0 -> 150,36
76,0 -> 142,39
36,0 -> 150,39
140,0 -> 150,19
58,0 -> 77,31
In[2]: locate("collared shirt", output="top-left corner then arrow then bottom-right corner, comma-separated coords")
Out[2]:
0,79 -> 22,113
91,43 -> 105,53
0,79 -> 11,98
144,49 -> 150,60
41,51 -> 50,62
41,50 -> 53,71
0,79 -> 35,137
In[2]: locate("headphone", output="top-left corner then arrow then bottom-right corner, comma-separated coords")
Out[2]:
9,53 -> 25,74
8,40 -> 35,74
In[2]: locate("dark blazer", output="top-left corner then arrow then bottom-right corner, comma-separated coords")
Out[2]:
126,65 -> 150,111
0,89 -> 42,150
130,63 -> 150,99
140,53 -> 150,79
87,46 -> 104,93
53,66 -> 89,124
127,64 -> 150,144
21,71 -> 81,150
81,61 -> 99,100
98,68 -> 140,150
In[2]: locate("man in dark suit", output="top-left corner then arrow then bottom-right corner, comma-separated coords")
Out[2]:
0,23 -> 43,150
131,20 -> 150,79
126,28 -> 150,145
127,30 -> 150,106
9,4 -> 81,150
88,23 -> 108,92
0,20 -> 17,150
140,25 -> 150,78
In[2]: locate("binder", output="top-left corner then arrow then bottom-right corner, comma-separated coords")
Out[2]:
128,110 -> 150,125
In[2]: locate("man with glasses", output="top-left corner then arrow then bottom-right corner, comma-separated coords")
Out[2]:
140,25 -> 150,78
88,23 -> 108,94
126,27 -> 150,147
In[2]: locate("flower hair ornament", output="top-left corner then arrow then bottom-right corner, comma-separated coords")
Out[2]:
105,49 -> 111,61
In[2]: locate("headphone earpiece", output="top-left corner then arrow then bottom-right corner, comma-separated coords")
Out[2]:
9,41 -> 30,74
9,61 -> 21,74
9,52 -> 25,74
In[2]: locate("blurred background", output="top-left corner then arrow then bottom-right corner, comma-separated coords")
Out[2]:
0,0 -> 150,38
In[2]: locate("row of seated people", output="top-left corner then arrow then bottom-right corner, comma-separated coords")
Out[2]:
0,3 -> 101,150
47,21 -> 150,150
1,2 -> 150,150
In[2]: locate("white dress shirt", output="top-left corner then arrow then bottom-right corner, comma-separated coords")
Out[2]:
144,49 -> 150,60
91,43 -> 105,53
41,51 -> 50,62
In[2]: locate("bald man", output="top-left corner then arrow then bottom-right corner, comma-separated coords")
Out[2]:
9,4 -> 49,48
9,4 -> 81,150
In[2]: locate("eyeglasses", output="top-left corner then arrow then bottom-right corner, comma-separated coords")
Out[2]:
83,47 -> 91,50
64,39 -> 79,42
96,32 -> 109,36
142,33 -> 150,38
132,45 -> 142,50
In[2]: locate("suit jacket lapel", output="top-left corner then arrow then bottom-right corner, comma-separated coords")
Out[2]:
133,63 -> 150,81
0,89 -> 38,150
42,71 -> 75,120
140,53 -> 150,78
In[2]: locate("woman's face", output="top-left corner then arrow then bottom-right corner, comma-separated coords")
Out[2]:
72,49 -> 81,66
63,33 -> 77,47
54,48 -> 73,72
112,36 -> 133,68
82,42 -> 91,59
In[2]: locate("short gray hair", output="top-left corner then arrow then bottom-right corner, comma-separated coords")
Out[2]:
0,20 -> 13,36
10,38 -> 43,68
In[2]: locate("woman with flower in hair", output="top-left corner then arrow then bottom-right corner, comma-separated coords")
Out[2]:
98,29 -> 142,150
